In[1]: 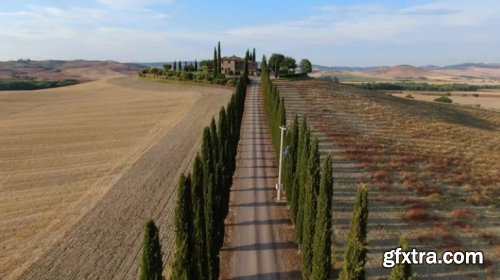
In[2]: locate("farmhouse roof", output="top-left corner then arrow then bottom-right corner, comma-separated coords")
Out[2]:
222,55 -> 244,61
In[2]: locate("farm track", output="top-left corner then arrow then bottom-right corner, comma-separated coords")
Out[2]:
274,79 -> 499,279
220,79 -> 301,279
0,77 -> 231,279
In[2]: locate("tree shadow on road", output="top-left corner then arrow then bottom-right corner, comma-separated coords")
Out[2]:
221,241 -> 297,252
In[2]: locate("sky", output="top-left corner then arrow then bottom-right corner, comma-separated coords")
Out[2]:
0,0 -> 499,66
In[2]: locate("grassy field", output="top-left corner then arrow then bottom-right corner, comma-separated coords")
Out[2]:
0,77 -> 231,279
274,79 -> 499,279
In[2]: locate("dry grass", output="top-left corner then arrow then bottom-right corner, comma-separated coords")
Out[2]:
0,77 -> 231,279
274,78 -> 499,279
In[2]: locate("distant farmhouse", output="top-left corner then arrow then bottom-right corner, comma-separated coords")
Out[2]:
221,55 -> 258,76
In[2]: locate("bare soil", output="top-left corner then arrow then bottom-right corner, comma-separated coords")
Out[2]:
0,77 -> 231,279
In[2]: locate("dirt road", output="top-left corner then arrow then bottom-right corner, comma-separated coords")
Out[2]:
13,77 -> 231,279
220,79 -> 301,279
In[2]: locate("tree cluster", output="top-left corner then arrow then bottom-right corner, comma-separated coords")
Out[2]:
169,57 -> 249,280
268,53 -> 297,77
261,57 -> 335,279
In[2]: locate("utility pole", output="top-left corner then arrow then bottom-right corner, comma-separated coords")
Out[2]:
276,125 -> 287,201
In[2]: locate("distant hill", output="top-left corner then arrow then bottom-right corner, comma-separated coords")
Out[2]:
0,60 -> 144,81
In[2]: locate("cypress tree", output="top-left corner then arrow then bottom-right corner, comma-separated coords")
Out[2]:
204,173 -> 219,280
291,116 -> 307,224
296,126 -> 310,244
178,61 -> 182,72
302,137 -> 321,279
213,47 -> 218,77
173,61 -> 177,72
285,115 -> 299,206
190,155 -> 208,279
252,48 -> 256,63
388,236 -> 414,280
195,59 -> 198,71
217,41 -> 222,76
339,186 -> 369,280
138,220 -> 164,280
171,174 -> 193,280
311,155 -> 334,280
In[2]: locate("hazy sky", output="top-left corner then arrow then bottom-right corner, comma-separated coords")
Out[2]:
1,0 -> 499,66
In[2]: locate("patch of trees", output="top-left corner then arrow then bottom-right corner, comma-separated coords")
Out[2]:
355,82 -> 480,92
167,55 -> 250,280
268,53 -> 298,77
139,42 -> 237,86
0,79 -> 80,90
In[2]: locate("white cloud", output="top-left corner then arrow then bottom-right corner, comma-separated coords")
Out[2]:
98,0 -> 175,9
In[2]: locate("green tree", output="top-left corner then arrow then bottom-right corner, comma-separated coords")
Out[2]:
163,64 -> 172,72
194,59 -> 198,71
339,186 -> 369,280
213,47 -> 218,77
311,155 -> 334,280
178,61 -> 182,72
190,155 -> 208,279
282,56 -> 297,73
300,59 -> 313,73
296,125 -> 310,244
388,236 -> 414,280
138,220 -> 164,280
217,41 -> 222,76
252,48 -> 256,62
302,137 -> 321,279
291,116 -> 307,224
173,61 -> 177,72
268,53 -> 285,76
170,175 -> 193,280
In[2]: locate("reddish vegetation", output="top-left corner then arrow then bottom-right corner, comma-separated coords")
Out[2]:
404,202 -> 432,222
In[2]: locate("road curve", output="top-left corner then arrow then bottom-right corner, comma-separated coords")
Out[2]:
220,79 -> 301,280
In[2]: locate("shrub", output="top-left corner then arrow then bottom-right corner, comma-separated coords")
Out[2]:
182,72 -> 194,80
434,96 -> 452,103
405,94 -> 414,99
472,93 -> 479,97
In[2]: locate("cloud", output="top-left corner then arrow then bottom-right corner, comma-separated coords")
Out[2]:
399,3 -> 456,15
98,0 -> 175,9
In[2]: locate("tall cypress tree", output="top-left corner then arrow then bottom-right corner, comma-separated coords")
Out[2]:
195,59 -> 198,72
217,41 -> 222,76
204,173 -> 219,280
171,174 -> 193,280
388,236 -> 414,280
285,115 -> 299,207
173,61 -> 177,72
296,125 -> 310,244
178,61 -> 182,72
138,220 -> 163,280
302,137 -> 321,279
311,155 -> 334,280
252,48 -> 256,63
291,116 -> 307,225
213,47 -> 218,77
190,155 -> 208,279
339,186 -> 369,280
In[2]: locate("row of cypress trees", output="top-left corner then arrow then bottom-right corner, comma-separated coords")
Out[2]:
260,59 -> 413,279
169,54 -> 249,280
261,57 -> 334,279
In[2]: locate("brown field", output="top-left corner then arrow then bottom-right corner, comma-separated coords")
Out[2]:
0,60 -> 143,81
0,76 -> 231,279
391,90 -> 500,111
274,79 -> 499,279
312,65 -> 500,85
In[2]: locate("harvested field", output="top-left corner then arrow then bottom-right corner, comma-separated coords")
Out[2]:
391,90 -> 500,111
0,77 -> 231,279
274,79 -> 500,279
